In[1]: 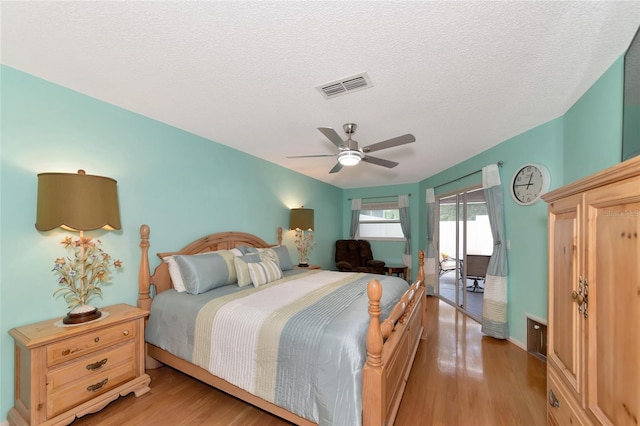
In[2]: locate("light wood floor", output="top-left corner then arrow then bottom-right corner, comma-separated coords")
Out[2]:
71,297 -> 546,425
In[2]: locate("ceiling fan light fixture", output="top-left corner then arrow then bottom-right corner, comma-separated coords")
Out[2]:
338,150 -> 363,166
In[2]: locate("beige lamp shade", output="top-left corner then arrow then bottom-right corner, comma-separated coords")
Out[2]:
290,208 -> 314,231
35,170 -> 121,231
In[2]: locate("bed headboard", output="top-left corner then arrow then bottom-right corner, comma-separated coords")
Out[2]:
138,224 -> 283,311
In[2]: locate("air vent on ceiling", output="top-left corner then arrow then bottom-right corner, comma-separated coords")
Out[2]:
316,72 -> 373,99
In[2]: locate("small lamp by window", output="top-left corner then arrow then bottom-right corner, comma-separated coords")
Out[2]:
290,207 -> 316,267
36,170 -> 122,324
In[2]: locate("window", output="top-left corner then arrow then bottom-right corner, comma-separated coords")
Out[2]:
356,201 -> 404,240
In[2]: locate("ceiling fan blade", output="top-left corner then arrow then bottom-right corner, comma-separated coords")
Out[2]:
363,155 -> 399,169
329,162 -> 343,174
287,154 -> 337,158
362,134 -> 415,153
318,127 -> 345,148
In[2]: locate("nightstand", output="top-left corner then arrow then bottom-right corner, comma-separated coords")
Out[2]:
294,264 -> 321,270
8,304 -> 151,426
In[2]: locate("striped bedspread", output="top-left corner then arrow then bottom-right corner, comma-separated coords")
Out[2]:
190,270 -> 408,425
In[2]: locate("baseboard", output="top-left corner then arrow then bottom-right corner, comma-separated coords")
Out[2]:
508,336 -> 526,351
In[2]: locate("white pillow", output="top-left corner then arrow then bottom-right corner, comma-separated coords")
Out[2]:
163,256 -> 186,292
248,260 -> 283,287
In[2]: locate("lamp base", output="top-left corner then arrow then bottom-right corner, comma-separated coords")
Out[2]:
63,305 -> 102,324
297,263 -> 309,267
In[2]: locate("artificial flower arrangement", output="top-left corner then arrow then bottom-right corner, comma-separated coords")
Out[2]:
52,236 -> 122,310
294,230 -> 317,266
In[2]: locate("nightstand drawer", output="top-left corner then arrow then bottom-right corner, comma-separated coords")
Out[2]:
47,358 -> 136,418
47,341 -> 135,392
47,320 -> 136,366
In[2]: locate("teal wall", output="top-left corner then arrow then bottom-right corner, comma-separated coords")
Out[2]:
564,56 -> 624,183
0,66 -> 343,419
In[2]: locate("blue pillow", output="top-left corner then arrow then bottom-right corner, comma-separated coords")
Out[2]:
174,250 -> 236,294
272,246 -> 294,271
237,245 -> 259,255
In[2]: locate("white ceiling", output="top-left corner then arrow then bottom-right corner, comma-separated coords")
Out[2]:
2,1 -> 640,189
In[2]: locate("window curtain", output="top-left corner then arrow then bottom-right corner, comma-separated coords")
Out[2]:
424,188 -> 436,295
481,164 -> 509,339
349,198 -> 361,239
398,194 -> 411,266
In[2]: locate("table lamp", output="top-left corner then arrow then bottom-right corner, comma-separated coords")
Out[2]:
290,207 -> 315,267
36,169 -> 121,324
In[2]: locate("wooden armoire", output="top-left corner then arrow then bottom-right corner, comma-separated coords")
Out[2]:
542,156 -> 639,425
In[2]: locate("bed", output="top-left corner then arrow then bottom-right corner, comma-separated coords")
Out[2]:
137,224 -> 426,426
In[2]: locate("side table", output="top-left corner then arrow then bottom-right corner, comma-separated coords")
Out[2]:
294,264 -> 321,270
386,265 -> 409,281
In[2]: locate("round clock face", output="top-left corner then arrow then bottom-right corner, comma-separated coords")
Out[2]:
510,163 -> 551,205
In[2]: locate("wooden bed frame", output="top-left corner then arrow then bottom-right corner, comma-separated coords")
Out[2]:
137,224 -> 426,426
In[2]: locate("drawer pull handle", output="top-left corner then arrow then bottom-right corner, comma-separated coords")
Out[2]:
94,337 -> 100,343
87,378 -> 108,392
549,390 -> 560,408
123,330 -> 130,336
86,358 -> 108,371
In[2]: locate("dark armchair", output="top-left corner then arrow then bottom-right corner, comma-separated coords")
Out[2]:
335,240 -> 386,274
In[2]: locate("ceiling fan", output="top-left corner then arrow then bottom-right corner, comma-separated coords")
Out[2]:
287,123 -> 416,174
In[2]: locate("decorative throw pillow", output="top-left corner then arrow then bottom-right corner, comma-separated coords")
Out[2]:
236,245 -> 259,255
174,250 -> 237,294
257,248 -> 279,266
233,253 -> 261,287
248,260 -> 283,287
272,246 -> 294,271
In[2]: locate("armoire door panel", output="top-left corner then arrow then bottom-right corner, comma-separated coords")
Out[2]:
585,188 -> 640,426
548,195 -> 584,401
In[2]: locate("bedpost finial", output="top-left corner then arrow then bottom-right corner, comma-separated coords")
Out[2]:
140,224 -> 150,239
367,279 -> 382,303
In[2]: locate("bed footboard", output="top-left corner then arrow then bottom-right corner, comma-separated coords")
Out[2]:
363,250 -> 425,426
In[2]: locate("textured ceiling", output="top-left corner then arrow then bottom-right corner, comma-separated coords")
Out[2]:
2,1 -> 640,189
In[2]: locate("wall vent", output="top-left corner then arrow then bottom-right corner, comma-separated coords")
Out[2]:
316,72 -> 373,99
526,315 -> 547,361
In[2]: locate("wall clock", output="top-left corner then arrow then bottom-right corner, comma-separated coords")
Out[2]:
510,163 -> 551,205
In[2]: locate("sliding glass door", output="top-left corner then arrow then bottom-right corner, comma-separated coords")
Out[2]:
437,187 -> 493,320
